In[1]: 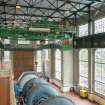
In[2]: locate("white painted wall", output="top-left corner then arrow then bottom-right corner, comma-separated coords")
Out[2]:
62,50 -> 73,92
44,49 -> 51,77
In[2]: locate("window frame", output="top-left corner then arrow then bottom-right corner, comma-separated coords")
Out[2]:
79,49 -> 88,88
94,48 -> 105,96
95,17 -> 105,34
55,49 -> 62,81
79,23 -> 88,37
36,50 -> 42,72
4,51 -> 10,62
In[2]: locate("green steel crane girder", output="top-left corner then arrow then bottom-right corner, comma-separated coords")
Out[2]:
36,44 -> 62,50
37,44 -> 73,51
0,27 -> 74,40
28,21 -> 62,32
3,43 -> 73,51
29,19 -> 60,28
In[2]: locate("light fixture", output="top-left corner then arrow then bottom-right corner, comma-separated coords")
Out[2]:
16,4 -> 21,9
65,11 -> 69,16
29,27 -> 50,32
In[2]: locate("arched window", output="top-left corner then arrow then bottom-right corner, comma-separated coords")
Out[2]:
79,49 -> 88,88
55,49 -> 61,80
95,49 -> 105,96
36,51 -> 42,72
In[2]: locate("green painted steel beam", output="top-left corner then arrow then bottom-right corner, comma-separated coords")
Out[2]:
4,47 -> 35,51
36,43 -> 62,50
63,45 -> 73,50
4,44 -> 62,51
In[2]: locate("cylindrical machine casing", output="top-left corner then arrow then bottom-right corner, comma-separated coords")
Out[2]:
18,74 -> 38,89
25,84 -> 58,105
22,78 -> 49,97
16,73 -> 74,105
39,96 -> 75,105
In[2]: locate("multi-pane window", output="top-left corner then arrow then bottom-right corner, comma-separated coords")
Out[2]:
36,51 -> 42,72
44,49 -> 49,60
44,49 -> 49,76
36,41 -> 40,45
4,39 -> 10,44
3,51 -> 11,70
95,49 -> 105,96
79,49 -> 88,88
55,49 -> 61,80
79,24 -> 88,37
45,39 -> 48,44
4,51 -> 10,62
95,18 -> 105,34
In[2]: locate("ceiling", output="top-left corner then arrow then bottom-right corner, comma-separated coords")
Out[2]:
0,0 -> 105,26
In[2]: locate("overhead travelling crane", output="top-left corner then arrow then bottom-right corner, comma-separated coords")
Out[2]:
0,19 -> 75,40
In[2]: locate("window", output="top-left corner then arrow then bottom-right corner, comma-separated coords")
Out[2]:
95,18 -> 105,34
44,49 -> 49,60
4,51 -> 10,62
95,49 -> 105,96
44,49 -> 49,75
79,24 -> 88,37
36,51 -> 42,72
18,40 -> 30,44
55,49 -> 61,80
45,39 -> 48,44
79,49 -> 88,88
36,41 -> 40,45
4,39 -> 10,44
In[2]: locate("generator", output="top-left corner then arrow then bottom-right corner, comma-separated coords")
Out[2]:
15,72 -> 75,105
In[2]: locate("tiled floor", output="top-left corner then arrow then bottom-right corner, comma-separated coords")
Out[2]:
51,84 -> 98,105
60,92 -> 98,105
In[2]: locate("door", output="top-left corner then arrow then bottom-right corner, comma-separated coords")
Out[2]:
13,51 -> 34,79
0,77 -> 10,105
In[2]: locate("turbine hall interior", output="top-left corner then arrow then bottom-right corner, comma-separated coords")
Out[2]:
0,0 -> 105,105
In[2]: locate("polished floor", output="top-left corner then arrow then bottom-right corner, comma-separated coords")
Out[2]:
51,83 -> 98,105
60,92 -> 98,105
